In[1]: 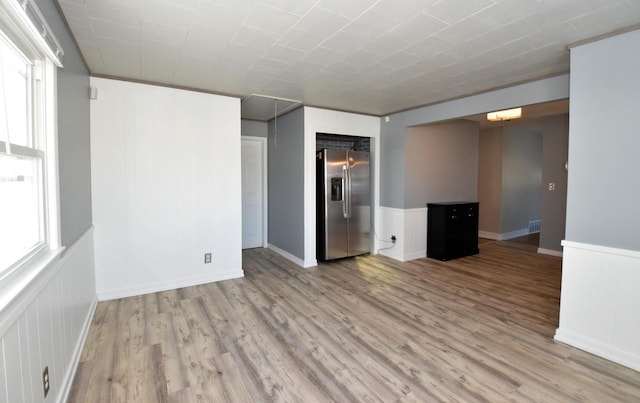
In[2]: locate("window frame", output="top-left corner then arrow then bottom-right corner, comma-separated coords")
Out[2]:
0,0 -> 62,287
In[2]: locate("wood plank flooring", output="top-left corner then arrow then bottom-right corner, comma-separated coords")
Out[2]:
68,241 -> 640,402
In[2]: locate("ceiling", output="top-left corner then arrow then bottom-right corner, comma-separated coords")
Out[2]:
57,0 -> 640,118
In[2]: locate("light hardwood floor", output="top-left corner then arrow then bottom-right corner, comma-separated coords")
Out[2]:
68,242 -> 640,402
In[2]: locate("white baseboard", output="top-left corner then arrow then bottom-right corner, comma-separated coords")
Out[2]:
478,231 -> 501,240
59,296 -> 98,402
556,240 -> 640,372
537,247 -> 563,257
555,328 -> 640,372
478,228 -> 529,241
268,243 -> 317,268
97,269 -> 244,301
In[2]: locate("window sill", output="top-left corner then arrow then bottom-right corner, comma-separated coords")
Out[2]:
0,246 -> 66,323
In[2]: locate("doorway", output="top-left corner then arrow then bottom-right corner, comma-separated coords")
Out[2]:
241,137 -> 267,249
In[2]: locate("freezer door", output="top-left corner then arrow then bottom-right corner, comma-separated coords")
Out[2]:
323,149 -> 349,260
347,150 -> 371,256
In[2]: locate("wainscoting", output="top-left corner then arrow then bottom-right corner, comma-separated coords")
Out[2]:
556,240 -> 640,372
0,228 -> 96,402
377,207 -> 427,262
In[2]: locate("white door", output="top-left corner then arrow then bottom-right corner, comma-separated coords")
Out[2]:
241,137 -> 266,249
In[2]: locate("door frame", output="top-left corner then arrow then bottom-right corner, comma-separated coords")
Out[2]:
241,136 -> 268,248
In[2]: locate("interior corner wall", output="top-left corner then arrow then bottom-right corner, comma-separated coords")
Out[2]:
380,115 -> 407,209
556,29 -> 640,372
241,119 -> 268,137
90,77 -> 243,299
405,120 -> 479,208
478,127 -> 504,234
268,107 -> 305,261
501,126 -> 542,234
539,115 -> 569,252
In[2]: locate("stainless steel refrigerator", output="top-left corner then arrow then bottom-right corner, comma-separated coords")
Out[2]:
317,149 -> 371,260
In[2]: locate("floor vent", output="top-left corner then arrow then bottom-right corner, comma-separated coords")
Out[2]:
528,220 -> 541,234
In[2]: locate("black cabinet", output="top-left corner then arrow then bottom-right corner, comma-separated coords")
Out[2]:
427,202 -> 479,261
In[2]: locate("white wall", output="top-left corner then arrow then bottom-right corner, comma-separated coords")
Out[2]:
303,107 -> 381,267
0,229 -> 96,402
90,78 -> 243,299
556,29 -> 640,371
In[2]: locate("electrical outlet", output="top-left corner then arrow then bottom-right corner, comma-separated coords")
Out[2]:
204,253 -> 212,264
43,366 -> 50,398
391,235 -> 396,243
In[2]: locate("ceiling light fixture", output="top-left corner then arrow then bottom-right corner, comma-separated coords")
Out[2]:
487,107 -> 522,122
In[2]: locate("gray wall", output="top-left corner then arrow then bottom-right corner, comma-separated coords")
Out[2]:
540,115 -> 569,251
36,0 -> 92,247
268,108 -> 305,259
501,126 -> 542,233
241,119 -> 268,137
405,120 -> 479,208
566,30 -> 640,251
380,75 -> 569,209
380,116 -> 407,208
478,127 -> 504,234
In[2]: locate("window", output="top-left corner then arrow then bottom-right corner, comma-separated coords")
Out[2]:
0,0 -> 63,282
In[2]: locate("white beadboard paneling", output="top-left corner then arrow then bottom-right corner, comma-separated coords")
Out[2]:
404,208 -> 427,260
4,322 -> 25,402
377,207 -> 426,262
0,347 -> 6,402
0,228 -> 97,403
90,77 -> 244,299
555,241 -> 640,372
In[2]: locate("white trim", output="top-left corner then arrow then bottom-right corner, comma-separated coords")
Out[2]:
537,247 -> 563,257
268,243 -> 317,268
241,136 -> 268,248
478,228 -> 528,241
303,108 -> 381,266
97,269 -> 244,301
0,246 -> 65,334
478,231 -> 501,240
561,240 -> 640,258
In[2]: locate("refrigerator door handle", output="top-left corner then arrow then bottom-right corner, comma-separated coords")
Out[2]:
342,165 -> 348,218
347,163 -> 352,218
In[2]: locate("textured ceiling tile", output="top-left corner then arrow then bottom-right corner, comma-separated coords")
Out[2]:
424,0 -> 494,24
317,0 -> 378,19
86,0 -> 141,27
293,6 -> 351,38
264,45 -> 306,64
301,46 -> 345,66
231,26 -> 279,50
194,2 -> 249,31
342,9 -> 403,40
245,3 -> 301,35
435,16 -> 492,45
57,1 -> 90,26
404,35 -> 455,56
340,48 -> 385,66
259,0 -> 317,16
141,21 -> 188,47
91,18 -> 140,44
319,31 -> 370,54
277,28 -> 326,51
58,0 -> 640,116
141,0 -> 196,28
